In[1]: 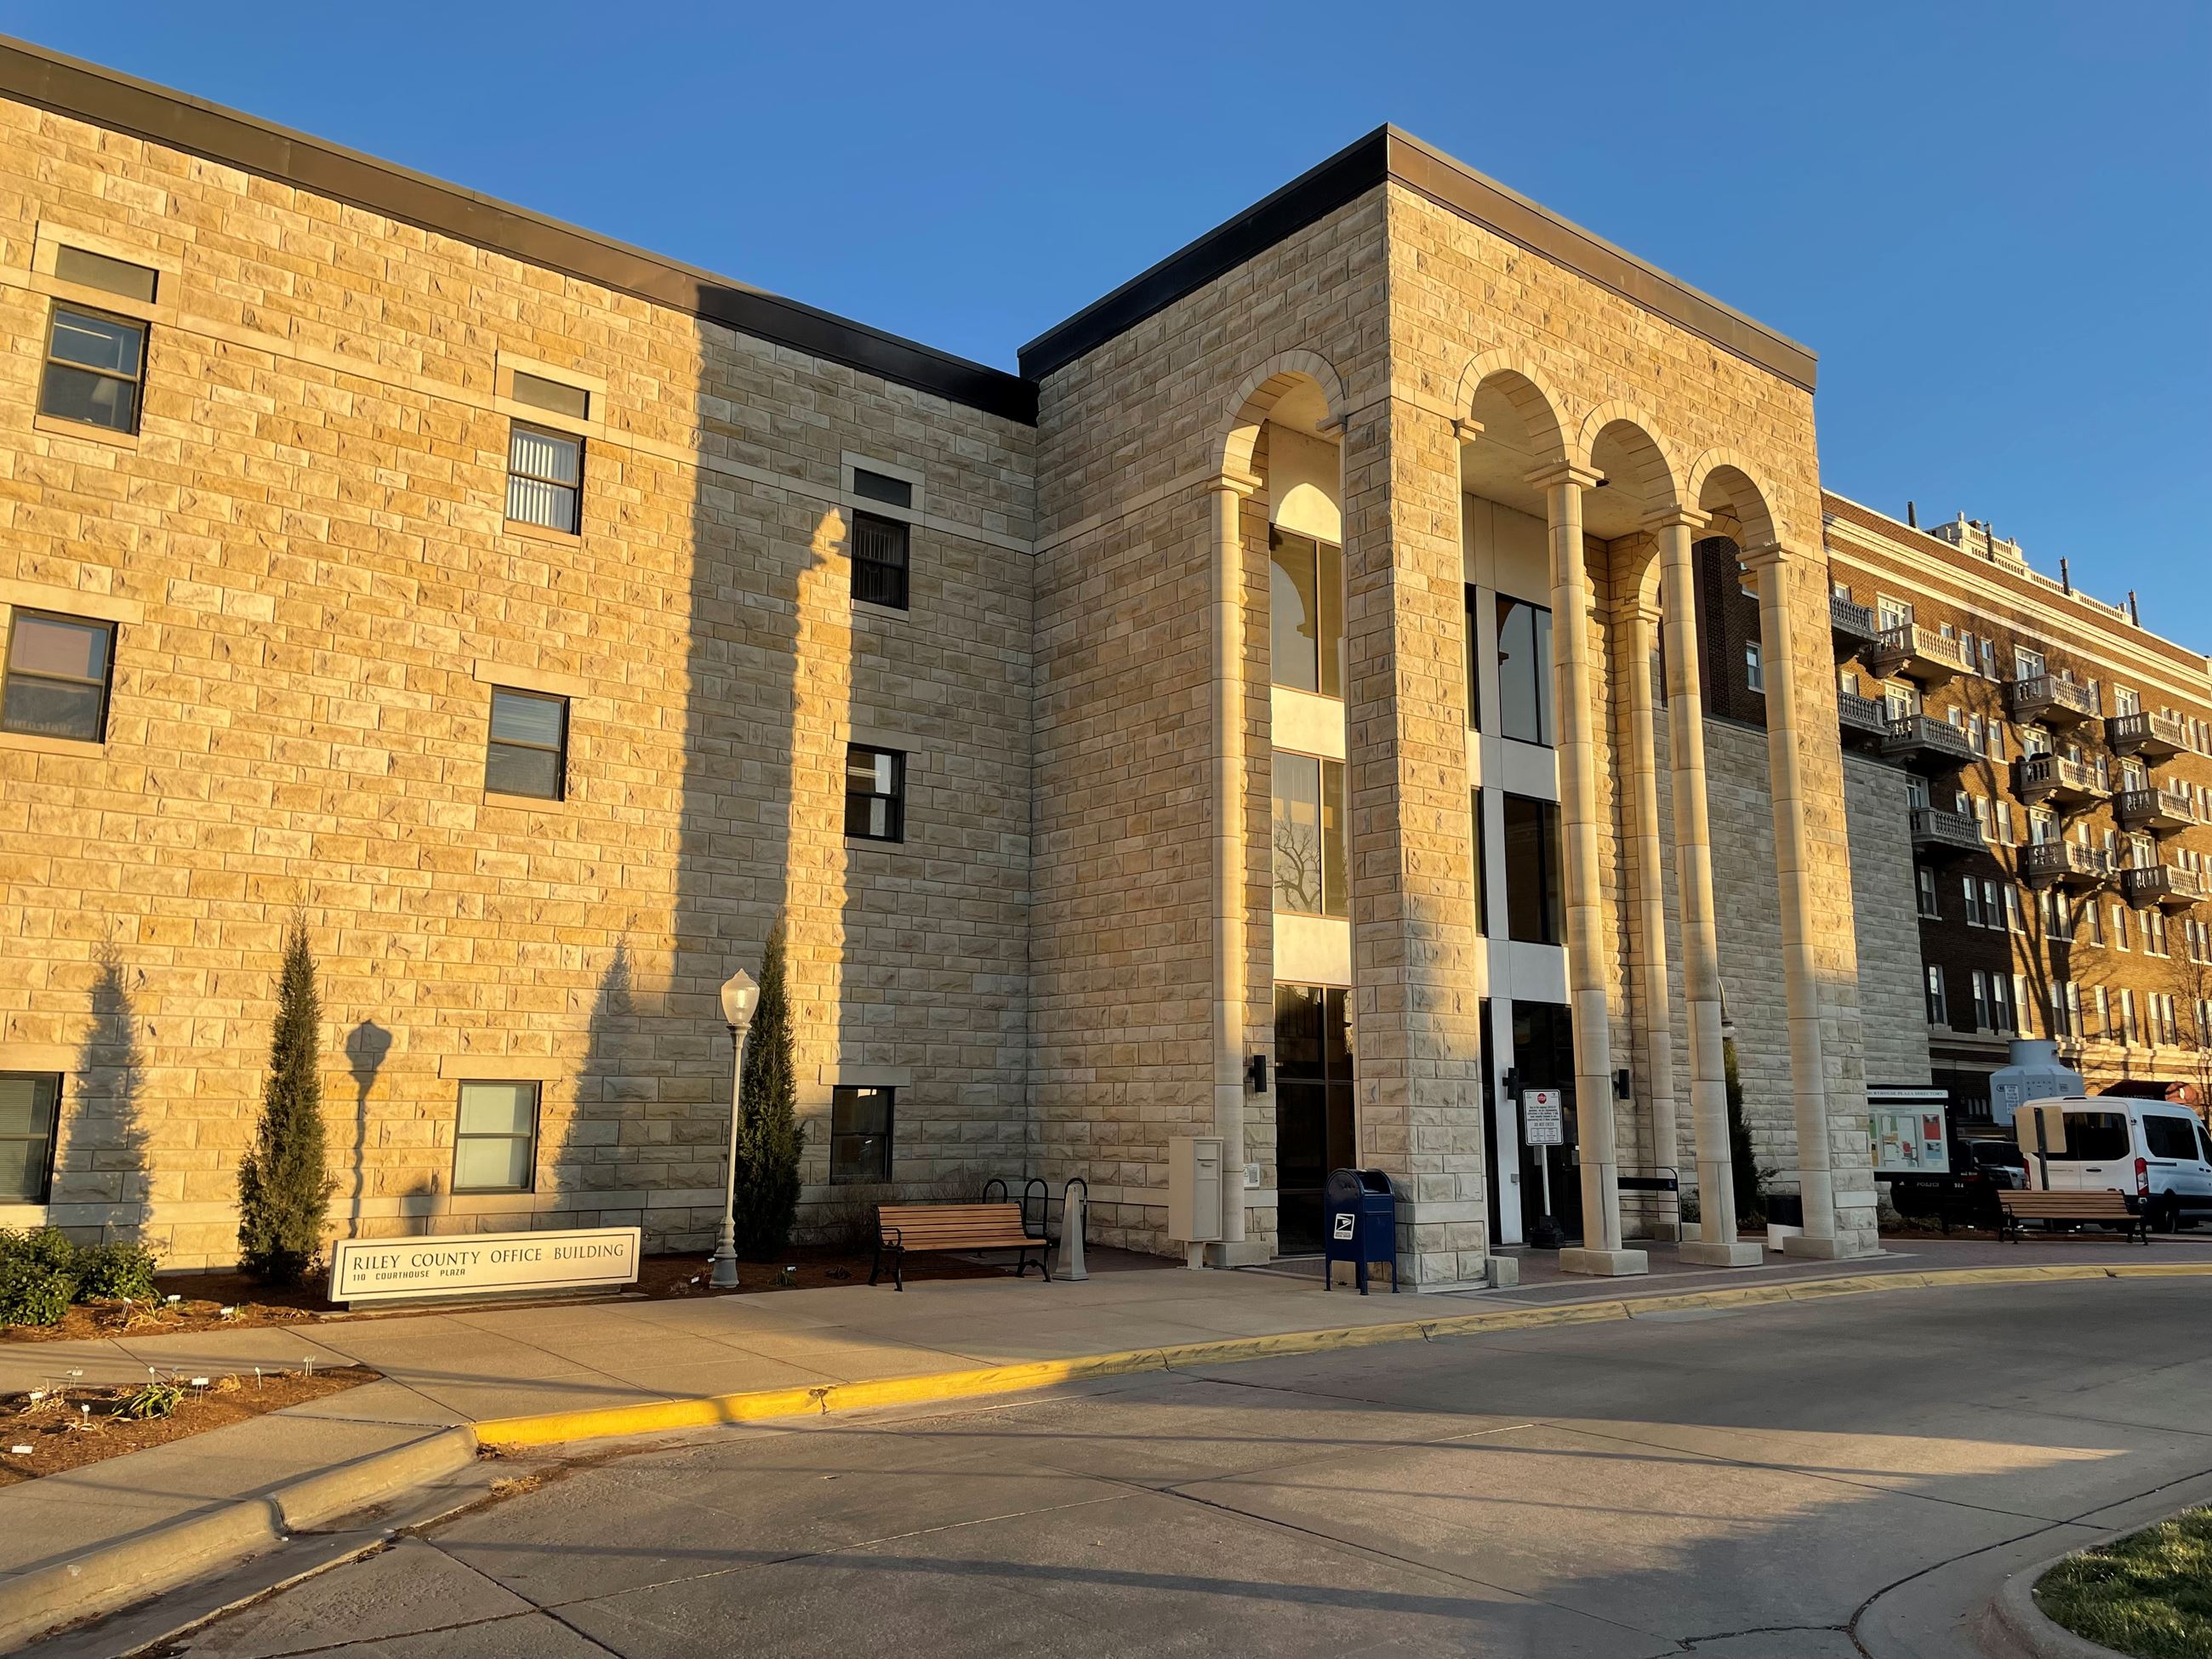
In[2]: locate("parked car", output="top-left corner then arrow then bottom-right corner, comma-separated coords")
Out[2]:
2015,1097 -> 2212,1232
1887,1136 -> 2024,1226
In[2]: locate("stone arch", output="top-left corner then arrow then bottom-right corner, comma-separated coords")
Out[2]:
1685,448 -> 1785,552
1454,351 -> 1571,469
1574,403 -> 1685,506
1214,351 -> 1348,481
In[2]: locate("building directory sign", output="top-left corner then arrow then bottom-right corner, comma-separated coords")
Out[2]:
331,1226 -> 642,1305
1522,1088 -> 1564,1146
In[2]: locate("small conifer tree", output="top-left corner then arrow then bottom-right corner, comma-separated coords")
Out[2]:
1724,1036 -> 1766,1227
237,918 -> 334,1285
733,921 -> 803,1260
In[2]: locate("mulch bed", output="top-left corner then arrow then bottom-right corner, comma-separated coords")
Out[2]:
0,1365 -> 379,1486
1,1245 -> 1022,1346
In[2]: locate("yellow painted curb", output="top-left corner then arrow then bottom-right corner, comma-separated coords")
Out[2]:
473,1260 -> 2212,1450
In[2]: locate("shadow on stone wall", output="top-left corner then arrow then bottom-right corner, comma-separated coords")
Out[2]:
74,943 -> 151,1246
342,1018 -> 392,1236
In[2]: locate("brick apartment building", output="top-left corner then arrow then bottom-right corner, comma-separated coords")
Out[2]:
0,37 -> 2197,1283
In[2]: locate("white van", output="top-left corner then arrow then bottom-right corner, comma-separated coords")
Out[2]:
2014,1097 -> 2212,1231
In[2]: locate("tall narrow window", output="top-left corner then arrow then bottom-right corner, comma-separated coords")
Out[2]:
507,423 -> 583,533
1494,597 -> 1554,745
1743,640 -> 1764,693
1502,793 -> 1565,945
1268,528 -> 1343,697
1271,752 -> 1348,917
452,1080 -> 539,1193
1925,965 -> 1947,1027
845,745 -> 905,842
2,612 -> 117,744
830,1086 -> 895,1183
1464,584 -> 1482,730
485,687 -> 567,801
1274,983 -> 1355,1254
1916,867 -> 1940,920
41,305 -> 147,433
0,1073 -> 60,1204
1471,787 -> 1489,936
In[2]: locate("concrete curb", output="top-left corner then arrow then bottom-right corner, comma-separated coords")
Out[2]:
474,1260 -> 2212,1449
1989,1536 -> 2156,1659
0,1423 -> 477,1655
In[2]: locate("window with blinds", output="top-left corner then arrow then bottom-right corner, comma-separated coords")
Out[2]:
507,423 -> 583,533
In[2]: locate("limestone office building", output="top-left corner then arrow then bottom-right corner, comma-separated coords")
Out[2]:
3,39 -> 2206,1285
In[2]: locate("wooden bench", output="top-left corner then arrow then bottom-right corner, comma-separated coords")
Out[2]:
871,1202 -> 1051,1291
1997,1189 -> 2148,1245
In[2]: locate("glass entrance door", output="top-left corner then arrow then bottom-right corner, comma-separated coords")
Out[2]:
1511,1000 -> 1582,1244
1275,983 -> 1354,1254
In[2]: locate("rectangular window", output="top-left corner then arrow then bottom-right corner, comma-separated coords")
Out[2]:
1494,596 -> 1555,745
1970,970 -> 1990,1031
2115,686 -> 2141,716
1878,596 -> 1913,630
2119,989 -> 2138,1045
1463,584 -> 1482,731
2004,887 -> 2023,932
1271,752 -> 1348,918
1743,640 -> 1764,693
0,1073 -> 60,1204
845,744 -> 905,842
510,370 -> 589,421
1961,875 -> 1981,926
2093,985 -> 2109,1039
1916,867 -> 1940,920
1268,528 -> 1343,698
851,510 -> 910,609
830,1085 -> 893,1183
1470,787 -> 1489,936
2146,909 -> 2169,956
40,305 -> 147,433
2113,906 -> 2130,951
1992,973 -> 2016,1035
2014,646 -> 2044,681
2,612 -> 117,744
486,687 -> 567,800
452,1080 -> 539,1193
1979,637 -> 1997,678
1502,793 -> 1565,946
1925,965 -> 1947,1027
506,423 -> 583,533
2014,974 -> 2034,1036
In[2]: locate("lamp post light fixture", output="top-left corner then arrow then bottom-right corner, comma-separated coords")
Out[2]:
710,968 -> 761,1291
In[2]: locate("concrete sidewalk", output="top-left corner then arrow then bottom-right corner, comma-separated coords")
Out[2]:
3,1236 -> 2209,1650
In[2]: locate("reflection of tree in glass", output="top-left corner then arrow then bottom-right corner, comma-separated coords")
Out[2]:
1274,817 -> 1322,914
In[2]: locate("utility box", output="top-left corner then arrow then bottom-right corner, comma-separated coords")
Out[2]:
1167,1136 -> 1224,1245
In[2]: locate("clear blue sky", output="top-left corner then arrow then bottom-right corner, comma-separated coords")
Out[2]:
13,3 -> 2209,640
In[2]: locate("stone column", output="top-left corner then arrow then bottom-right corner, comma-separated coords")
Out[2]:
1742,540 -> 1850,1258
1339,397 -> 1493,1290
1207,470 -> 1262,1262
1530,462 -> 1645,1277
1609,586 -> 1679,1243
1652,510 -> 1764,1268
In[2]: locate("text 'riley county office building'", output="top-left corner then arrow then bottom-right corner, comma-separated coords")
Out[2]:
3,38 -> 2208,1286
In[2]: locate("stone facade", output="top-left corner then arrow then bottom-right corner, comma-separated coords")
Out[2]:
0,50 -> 2011,1280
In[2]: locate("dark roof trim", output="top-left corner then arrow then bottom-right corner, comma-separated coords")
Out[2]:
1022,125 -> 1818,394
0,36 -> 1037,425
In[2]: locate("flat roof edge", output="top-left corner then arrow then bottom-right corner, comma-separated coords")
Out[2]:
1021,125 -> 1817,394
0,36 -> 1038,425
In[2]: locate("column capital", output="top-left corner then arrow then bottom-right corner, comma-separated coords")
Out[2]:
1208,467 -> 1263,499
1451,417 -> 1485,444
1525,460 -> 1604,493
1736,539 -> 1794,572
1641,504 -> 1711,534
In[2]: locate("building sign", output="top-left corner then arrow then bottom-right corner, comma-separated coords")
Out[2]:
1522,1088 -> 1564,1146
331,1227 -> 641,1305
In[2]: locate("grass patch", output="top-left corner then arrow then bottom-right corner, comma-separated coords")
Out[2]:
2037,1507 -> 2212,1659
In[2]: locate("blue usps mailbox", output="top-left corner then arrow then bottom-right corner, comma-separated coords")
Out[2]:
1322,1167 -> 1400,1293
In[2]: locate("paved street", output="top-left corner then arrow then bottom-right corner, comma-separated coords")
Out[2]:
157,1278 -> 2212,1658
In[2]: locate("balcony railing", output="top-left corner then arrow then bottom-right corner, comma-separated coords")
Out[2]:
2114,784 -> 2196,836
2120,863 -> 2206,910
2005,673 -> 2099,727
1828,593 -> 1879,661
2106,710 -> 2189,762
1881,714 -> 1976,773
2021,841 -> 2114,890
1838,689 -> 1889,744
1866,624 -> 1972,686
1909,806 -> 1983,858
2015,752 -> 2105,812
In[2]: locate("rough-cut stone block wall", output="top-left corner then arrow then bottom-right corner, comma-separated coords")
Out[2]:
1028,195 -> 1388,1253
0,95 -> 1034,1266
1842,752 -> 1935,1087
